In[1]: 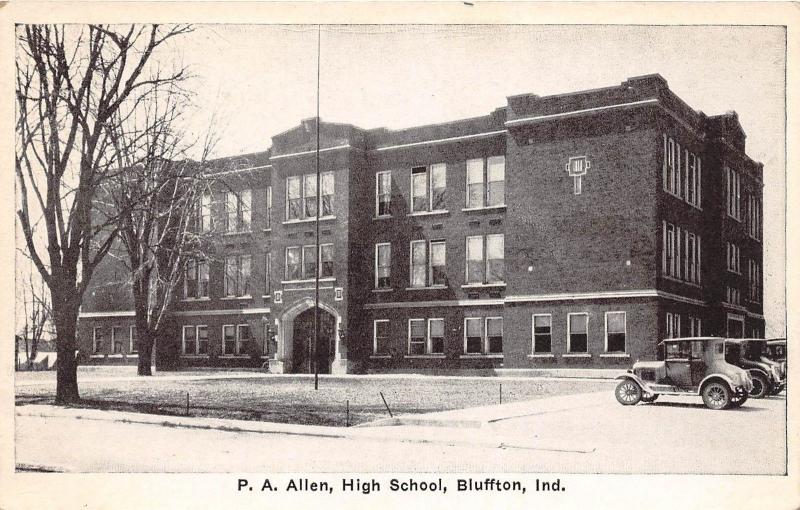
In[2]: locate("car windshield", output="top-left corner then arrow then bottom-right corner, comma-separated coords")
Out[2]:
744,341 -> 766,359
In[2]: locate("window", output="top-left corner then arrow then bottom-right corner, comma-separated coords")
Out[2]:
265,186 -> 272,229
197,193 -> 212,232
224,255 -> 251,297
373,320 -> 390,355
748,195 -> 761,240
464,317 -> 503,354
92,327 -> 105,354
466,156 -> 505,208
286,245 -> 333,280
748,259 -> 762,303
184,259 -> 209,299
264,252 -> 272,295
466,234 -> 504,284
663,135 -> 701,208
727,242 -> 741,274
224,190 -> 251,232
666,340 -> 691,360
222,324 -> 250,355
375,243 -> 391,289
605,312 -> 626,353
568,313 -> 588,353
666,312 -> 681,339
410,240 -> 446,287
411,164 -> 446,213
287,173 -> 334,221
182,325 -> 209,355
376,171 -> 391,216
111,326 -> 124,354
532,314 -> 552,353
688,316 -> 702,337
129,326 -> 138,353
408,318 -> 444,355
726,166 -> 741,220
662,222 -> 701,284
727,286 -> 741,306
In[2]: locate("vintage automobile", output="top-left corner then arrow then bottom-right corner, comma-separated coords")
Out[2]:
615,337 -> 753,410
765,338 -> 787,378
724,338 -> 785,397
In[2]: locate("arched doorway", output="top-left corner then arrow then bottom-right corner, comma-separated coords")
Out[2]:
290,307 -> 336,374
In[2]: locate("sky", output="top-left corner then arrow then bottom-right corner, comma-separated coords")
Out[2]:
17,24 -> 787,337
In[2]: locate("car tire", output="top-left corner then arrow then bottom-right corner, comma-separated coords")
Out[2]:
615,380 -> 642,405
728,393 -> 748,409
749,372 -> 769,399
701,381 -> 731,410
640,393 -> 659,404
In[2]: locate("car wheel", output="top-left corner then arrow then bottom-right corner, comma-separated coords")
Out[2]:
702,381 -> 731,410
640,393 -> 659,404
728,393 -> 748,409
749,373 -> 769,399
615,380 -> 642,405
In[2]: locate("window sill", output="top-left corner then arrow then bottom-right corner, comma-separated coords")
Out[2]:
600,353 -> 630,358
181,297 -> 211,302
369,354 -> 392,359
405,285 -> 448,291
373,215 -> 393,221
263,228 -> 272,233
181,354 -> 210,358
372,288 -> 394,293
90,354 -> 105,358
259,355 -> 276,359
459,354 -> 503,359
220,296 -> 253,301
108,354 -> 124,358
461,283 -> 506,289
261,295 -> 272,300
562,353 -> 591,358
282,216 -> 337,225
222,230 -> 253,236
461,204 -> 507,213
282,277 -> 336,285
404,354 -> 446,359
127,354 -> 139,357
219,355 -> 250,359
407,210 -> 449,218
527,353 -> 555,358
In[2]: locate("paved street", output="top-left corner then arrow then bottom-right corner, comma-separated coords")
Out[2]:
16,390 -> 786,474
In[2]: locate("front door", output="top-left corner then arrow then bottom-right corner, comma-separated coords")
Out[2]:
290,307 -> 335,374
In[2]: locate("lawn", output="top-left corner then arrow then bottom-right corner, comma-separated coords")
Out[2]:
15,370 -> 611,427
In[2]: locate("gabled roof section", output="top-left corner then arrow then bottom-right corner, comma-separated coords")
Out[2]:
271,118 -> 368,156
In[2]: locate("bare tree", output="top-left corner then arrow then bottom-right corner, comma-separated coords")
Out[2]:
107,86 -> 219,376
17,273 -> 53,370
15,24 -> 193,402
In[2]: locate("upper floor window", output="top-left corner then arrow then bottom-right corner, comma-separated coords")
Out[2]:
748,259 -> 762,303
666,312 -> 681,339
726,286 -> 741,306
410,240 -> 446,287
376,171 -> 391,217
466,156 -> 505,208
286,244 -> 333,281
375,243 -> 391,289
287,172 -> 334,221
184,259 -> 209,299
411,164 -> 446,213
747,195 -> 762,241
727,242 -> 741,274
264,252 -> 272,295
225,190 -> 251,232
373,320 -> 390,355
662,222 -> 701,284
194,193 -> 212,232
567,313 -> 588,353
663,135 -> 701,208
265,186 -> 272,229
726,166 -> 741,220
224,255 -> 251,297
688,316 -> 702,337
532,314 -> 552,353
466,234 -> 504,285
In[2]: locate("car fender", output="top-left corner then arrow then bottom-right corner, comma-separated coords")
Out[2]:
616,373 -> 648,389
747,368 -> 772,383
699,374 -> 737,393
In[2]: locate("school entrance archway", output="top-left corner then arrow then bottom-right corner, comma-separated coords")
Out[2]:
290,307 -> 336,374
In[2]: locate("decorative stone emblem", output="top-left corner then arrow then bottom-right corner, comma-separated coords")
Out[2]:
274,290 -> 283,304
334,287 -> 343,301
566,156 -> 590,195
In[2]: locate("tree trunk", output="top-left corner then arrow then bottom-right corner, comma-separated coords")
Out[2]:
28,336 -> 40,370
53,302 -> 80,404
136,320 -> 154,376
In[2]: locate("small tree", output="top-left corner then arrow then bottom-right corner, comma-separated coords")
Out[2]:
15,24 -> 194,402
17,272 -> 53,370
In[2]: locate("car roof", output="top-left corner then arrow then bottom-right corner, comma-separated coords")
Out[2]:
726,337 -> 766,343
658,336 -> 722,345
